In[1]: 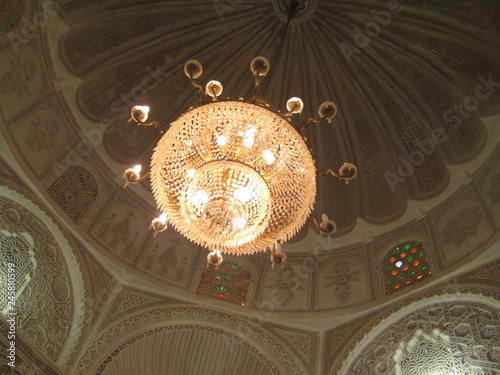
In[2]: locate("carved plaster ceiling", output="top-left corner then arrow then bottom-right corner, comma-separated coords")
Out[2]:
0,1 -> 499,373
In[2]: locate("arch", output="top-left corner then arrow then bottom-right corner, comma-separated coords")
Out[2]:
382,240 -> 432,295
0,185 -> 86,367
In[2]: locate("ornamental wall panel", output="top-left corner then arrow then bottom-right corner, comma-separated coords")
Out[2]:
430,185 -> 495,267
316,248 -> 371,310
0,40 -> 49,120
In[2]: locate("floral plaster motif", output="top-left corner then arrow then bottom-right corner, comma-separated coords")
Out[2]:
323,261 -> 360,302
440,207 -> 483,247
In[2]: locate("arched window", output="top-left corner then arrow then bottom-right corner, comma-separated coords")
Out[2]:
197,262 -> 250,306
383,240 -> 431,295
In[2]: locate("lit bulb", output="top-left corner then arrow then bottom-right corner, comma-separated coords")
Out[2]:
234,186 -> 253,203
206,80 -> 223,99
130,105 -> 150,122
150,214 -> 168,236
395,261 -> 403,268
191,190 -> 209,206
132,164 -> 142,173
262,150 -> 275,165
233,217 -> 246,230
243,127 -> 256,148
187,169 -> 196,178
216,134 -> 228,146
286,97 -> 304,114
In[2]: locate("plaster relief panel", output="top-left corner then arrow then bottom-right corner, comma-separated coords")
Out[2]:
136,231 -> 197,288
9,99 -> 76,177
88,191 -> 153,264
430,186 -> 493,267
0,197 -> 74,362
258,257 -> 313,311
47,165 -> 98,223
0,43 -> 47,120
316,250 -> 371,310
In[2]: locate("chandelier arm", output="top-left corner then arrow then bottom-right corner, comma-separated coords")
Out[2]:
317,168 -> 357,183
136,170 -> 151,182
190,79 -> 206,104
137,121 -> 169,133
297,118 -> 322,132
308,215 -> 320,229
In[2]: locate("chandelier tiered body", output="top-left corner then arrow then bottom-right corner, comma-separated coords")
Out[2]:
150,100 -> 316,255
123,57 -> 357,267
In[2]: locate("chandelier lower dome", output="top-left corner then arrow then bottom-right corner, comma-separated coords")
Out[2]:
150,100 -> 317,255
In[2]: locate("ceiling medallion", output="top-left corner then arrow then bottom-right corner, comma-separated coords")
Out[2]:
122,57 -> 357,268
273,0 -> 317,25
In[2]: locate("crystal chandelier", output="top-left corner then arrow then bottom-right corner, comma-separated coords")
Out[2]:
123,57 -> 357,268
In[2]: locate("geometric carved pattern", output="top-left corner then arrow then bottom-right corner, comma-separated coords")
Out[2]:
394,329 -> 457,375
0,197 -> 74,361
344,299 -> 500,375
0,230 -> 36,313
24,118 -> 59,154
383,241 -> 432,295
197,262 -> 250,306
487,171 -> 500,205
47,165 -> 98,222
0,0 -> 26,34
440,207 -> 483,247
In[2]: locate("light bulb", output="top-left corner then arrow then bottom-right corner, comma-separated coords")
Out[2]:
191,190 -> 209,206
187,169 -> 196,178
158,213 -> 168,224
243,127 -> 256,148
262,150 -> 275,165
233,217 -> 246,230
132,164 -> 142,173
234,186 -> 253,203
216,134 -> 228,146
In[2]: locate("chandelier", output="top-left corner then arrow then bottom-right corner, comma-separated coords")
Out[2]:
123,57 -> 357,268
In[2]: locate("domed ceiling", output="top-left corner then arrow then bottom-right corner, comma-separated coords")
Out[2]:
0,0 -> 499,374
58,0 -> 499,235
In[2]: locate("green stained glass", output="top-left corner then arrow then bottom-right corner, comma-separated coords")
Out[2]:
216,286 -> 227,291
383,240 -> 431,296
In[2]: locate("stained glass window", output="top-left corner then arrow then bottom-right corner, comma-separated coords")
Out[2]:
383,240 -> 431,295
197,262 -> 250,306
